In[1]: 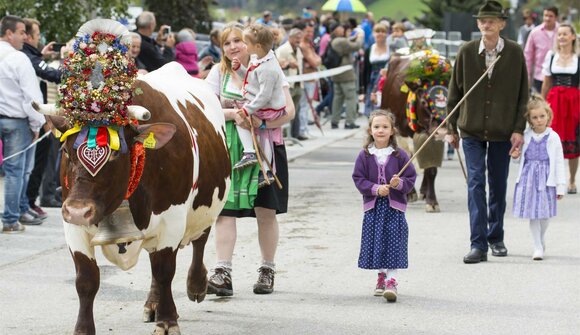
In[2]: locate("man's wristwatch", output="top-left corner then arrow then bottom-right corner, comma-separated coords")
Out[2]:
259,119 -> 267,129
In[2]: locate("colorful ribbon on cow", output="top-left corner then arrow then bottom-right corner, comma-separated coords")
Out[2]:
59,124 -> 125,153
406,91 -> 418,132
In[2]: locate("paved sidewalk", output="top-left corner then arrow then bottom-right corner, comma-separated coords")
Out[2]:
285,115 -> 365,162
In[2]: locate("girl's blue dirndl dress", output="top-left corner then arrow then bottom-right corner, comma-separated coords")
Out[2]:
358,158 -> 409,270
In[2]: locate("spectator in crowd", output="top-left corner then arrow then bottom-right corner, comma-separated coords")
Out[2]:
540,23 -> 580,194
204,22 -> 294,296
363,23 -> 389,117
276,28 -> 304,139
127,32 -> 148,74
256,11 -> 273,27
198,28 -> 222,64
525,6 -> 559,93
386,22 -> 407,56
134,11 -> 175,72
447,0 -> 528,264
361,12 -> 375,50
517,9 -> 536,47
297,22 -> 321,140
329,22 -> 364,129
21,18 -> 62,221
0,15 -> 46,233
175,28 -> 199,77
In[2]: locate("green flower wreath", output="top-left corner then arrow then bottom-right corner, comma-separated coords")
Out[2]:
405,50 -> 452,85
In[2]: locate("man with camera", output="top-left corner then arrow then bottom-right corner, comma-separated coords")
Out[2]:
21,18 -> 63,221
135,11 -> 175,72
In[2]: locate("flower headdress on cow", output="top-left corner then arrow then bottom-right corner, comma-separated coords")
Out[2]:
404,50 -> 452,132
58,19 -> 140,176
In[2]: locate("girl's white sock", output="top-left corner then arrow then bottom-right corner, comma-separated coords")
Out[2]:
529,219 -> 543,252
539,219 -> 549,250
386,269 -> 398,281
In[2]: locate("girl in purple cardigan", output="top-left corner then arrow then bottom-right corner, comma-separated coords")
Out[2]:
352,110 -> 417,302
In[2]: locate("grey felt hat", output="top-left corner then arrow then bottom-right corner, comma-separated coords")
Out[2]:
473,0 -> 508,19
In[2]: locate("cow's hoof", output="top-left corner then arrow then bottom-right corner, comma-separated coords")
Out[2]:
143,305 -> 156,323
419,193 -> 426,200
425,204 -> 440,213
187,268 -> 208,303
153,321 -> 180,335
407,192 -> 418,203
187,289 -> 207,303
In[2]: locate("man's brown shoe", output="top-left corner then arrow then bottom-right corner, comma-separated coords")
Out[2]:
2,223 -> 25,234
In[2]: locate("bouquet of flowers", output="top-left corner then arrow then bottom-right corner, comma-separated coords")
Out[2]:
405,50 -> 452,85
59,31 -> 137,127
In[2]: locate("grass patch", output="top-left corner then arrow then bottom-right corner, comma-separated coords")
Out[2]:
367,0 -> 427,21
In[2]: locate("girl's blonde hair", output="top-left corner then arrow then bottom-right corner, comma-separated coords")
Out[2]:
554,23 -> 580,54
243,23 -> 274,51
219,22 -> 245,75
363,109 -> 399,155
526,94 -> 554,126
373,23 -> 388,34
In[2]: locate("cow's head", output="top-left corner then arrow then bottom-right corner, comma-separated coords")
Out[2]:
404,80 -> 449,138
43,106 -> 175,227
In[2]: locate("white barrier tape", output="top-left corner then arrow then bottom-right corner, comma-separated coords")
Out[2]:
431,39 -> 465,46
285,65 -> 352,83
3,131 -> 52,162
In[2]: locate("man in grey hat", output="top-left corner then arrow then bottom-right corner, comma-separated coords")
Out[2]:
447,0 -> 528,264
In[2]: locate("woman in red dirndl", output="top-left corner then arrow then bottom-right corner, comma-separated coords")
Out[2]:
541,24 -> 580,194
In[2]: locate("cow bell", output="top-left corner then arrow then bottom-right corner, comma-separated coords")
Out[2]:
90,200 -> 144,246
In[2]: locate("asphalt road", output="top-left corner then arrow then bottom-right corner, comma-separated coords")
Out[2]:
1,129 -> 579,335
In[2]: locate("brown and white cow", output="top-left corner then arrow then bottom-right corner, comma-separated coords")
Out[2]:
40,63 -> 230,335
381,53 -> 449,212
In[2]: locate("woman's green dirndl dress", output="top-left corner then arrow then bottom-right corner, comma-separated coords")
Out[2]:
221,72 -> 260,210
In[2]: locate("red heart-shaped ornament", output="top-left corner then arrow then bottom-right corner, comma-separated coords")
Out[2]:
77,142 -> 111,177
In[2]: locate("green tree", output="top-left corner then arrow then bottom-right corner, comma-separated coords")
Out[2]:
416,0 -> 482,30
146,0 -> 213,34
0,0 -> 130,42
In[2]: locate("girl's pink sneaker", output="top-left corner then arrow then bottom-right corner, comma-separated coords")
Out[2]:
374,272 -> 386,296
383,278 -> 398,302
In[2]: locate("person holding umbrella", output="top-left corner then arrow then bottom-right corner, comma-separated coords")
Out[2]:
446,0 -> 528,264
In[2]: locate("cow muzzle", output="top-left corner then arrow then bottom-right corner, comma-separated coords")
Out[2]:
62,199 -> 97,226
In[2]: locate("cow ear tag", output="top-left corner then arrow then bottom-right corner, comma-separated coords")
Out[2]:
143,132 -> 157,149
77,142 -> 111,177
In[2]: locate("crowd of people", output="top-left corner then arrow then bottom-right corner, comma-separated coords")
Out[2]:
0,0 -> 578,304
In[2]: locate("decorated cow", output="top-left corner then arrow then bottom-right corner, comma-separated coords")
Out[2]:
380,49 -> 452,212
34,19 -> 230,335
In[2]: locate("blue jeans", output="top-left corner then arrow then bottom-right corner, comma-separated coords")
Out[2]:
462,138 -> 511,251
316,79 -> 333,115
0,118 -> 35,225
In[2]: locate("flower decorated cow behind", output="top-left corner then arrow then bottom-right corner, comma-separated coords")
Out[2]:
34,19 -> 230,335
380,30 -> 452,212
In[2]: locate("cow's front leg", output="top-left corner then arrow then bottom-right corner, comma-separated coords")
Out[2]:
149,247 -> 180,335
72,251 -> 100,335
423,167 -> 440,212
187,227 -> 211,302
143,276 -> 159,322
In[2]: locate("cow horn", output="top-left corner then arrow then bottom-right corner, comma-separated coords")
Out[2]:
127,105 -> 151,121
32,101 -> 61,115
